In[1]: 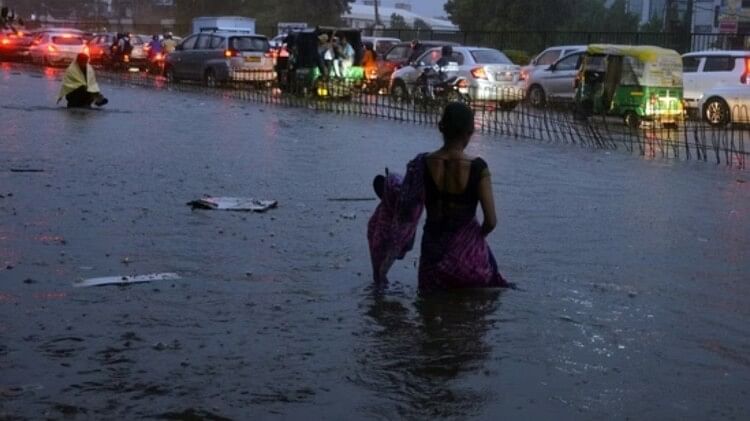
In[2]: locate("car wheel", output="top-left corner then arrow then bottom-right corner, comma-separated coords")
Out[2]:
391,80 -> 408,102
703,97 -> 730,127
204,69 -> 218,88
624,111 -> 640,129
528,85 -> 546,107
164,66 -> 178,83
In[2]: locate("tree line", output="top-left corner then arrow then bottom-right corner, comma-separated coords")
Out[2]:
444,0 -> 643,33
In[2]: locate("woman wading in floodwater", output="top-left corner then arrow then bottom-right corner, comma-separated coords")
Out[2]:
368,102 -> 513,290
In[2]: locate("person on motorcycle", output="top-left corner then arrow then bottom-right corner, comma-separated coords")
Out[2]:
407,39 -> 422,64
147,34 -> 163,60
162,32 -> 177,54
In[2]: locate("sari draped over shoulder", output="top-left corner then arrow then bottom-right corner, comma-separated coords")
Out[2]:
367,153 -> 509,290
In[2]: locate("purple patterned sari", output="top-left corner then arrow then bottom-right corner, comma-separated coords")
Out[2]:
368,153 -> 509,290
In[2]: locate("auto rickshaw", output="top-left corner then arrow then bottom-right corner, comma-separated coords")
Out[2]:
575,44 -> 684,128
282,27 -> 365,98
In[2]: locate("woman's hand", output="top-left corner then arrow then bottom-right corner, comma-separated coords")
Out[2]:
478,170 -> 497,237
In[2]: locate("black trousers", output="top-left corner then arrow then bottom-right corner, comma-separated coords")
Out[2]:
66,86 -> 95,108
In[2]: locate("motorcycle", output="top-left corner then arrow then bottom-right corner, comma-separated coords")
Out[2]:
147,51 -> 165,76
412,65 -> 468,105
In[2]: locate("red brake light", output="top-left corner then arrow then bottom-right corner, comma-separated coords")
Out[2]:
225,49 -> 239,58
155,53 -> 164,61
742,58 -> 750,84
48,45 -> 57,53
471,67 -> 487,80
0,38 -> 10,45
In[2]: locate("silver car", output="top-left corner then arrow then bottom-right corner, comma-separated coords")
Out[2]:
390,46 -> 524,104
525,50 -> 585,107
165,31 -> 275,85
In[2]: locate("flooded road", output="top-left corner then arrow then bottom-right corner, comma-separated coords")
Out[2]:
1,68 -> 749,420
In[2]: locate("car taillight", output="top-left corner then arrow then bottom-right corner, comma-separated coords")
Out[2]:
0,38 -> 10,45
741,58 -> 750,84
155,53 -> 164,61
264,50 -> 277,59
83,46 -> 90,55
225,49 -> 239,58
48,45 -> 57,53
471,67 -> 487,80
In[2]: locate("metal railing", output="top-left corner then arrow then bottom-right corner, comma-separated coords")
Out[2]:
4,59 -> 747,169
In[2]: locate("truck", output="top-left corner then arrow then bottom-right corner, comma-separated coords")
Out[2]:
192,16 -> 256,35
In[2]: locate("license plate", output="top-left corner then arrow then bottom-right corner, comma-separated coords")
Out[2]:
244,56 -> 261,63
496,72 -> 513,81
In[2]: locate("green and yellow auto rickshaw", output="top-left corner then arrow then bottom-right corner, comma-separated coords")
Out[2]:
575,44 -> 684,128
283,27 -> 365,98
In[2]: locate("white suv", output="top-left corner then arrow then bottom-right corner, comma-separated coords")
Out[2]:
682,50 -> 750,110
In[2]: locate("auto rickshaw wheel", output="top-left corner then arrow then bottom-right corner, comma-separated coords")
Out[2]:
703,97 -> 730,128
624,111 -> 640,129
499,101 -> 519,112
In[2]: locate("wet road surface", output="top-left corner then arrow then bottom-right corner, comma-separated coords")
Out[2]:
1,67 -> 750,420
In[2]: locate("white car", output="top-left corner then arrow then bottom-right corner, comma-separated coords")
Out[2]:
390,46 -> 524,105
522,44 -> 586,81
697,85 -> 750,127
28,30 -> 87,66
362,36 -> 400,57
525,50 -> 585,106
682,50 -> 750,111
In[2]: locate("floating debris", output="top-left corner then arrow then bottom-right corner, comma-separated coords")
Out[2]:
187,197 -> 278,212
73,273 -> 181,288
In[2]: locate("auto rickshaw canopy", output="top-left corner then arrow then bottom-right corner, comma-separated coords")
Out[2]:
585,44 -> 683,88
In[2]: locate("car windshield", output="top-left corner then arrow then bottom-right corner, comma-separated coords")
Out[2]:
52,36 -> 84,45
471,49 -> 512,64
230,36 -> 269,52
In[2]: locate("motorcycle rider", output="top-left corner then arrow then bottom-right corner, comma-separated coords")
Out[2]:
419,45 -> 457,98
147,34 -> 163,59
162,32 -> 177,54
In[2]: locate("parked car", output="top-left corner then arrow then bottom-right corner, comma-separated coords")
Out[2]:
377,40 -> 459,90
682,50 -> 750,111
0,29 -> 33,61
525,50 -> 585,106
390,46 -> 524,106
522,45 -> 586,79
362,36 -> 400,57
164,31 -> 274,86
28,30 -> 87,66
698,85 -> 750,127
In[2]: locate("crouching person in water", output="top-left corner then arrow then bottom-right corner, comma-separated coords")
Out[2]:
58,53 -> 108,108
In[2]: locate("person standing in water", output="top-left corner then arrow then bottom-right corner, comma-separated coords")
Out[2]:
58,53 -> 108,108
368,102 -> 512,290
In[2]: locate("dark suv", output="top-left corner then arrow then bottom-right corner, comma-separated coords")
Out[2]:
164,31 -> 273,86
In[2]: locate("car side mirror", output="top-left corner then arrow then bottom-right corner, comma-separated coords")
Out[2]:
547,64 -> 555,71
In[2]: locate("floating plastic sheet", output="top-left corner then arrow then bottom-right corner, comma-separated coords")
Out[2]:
73,273 -> 181,288
187,197 -> 278,212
